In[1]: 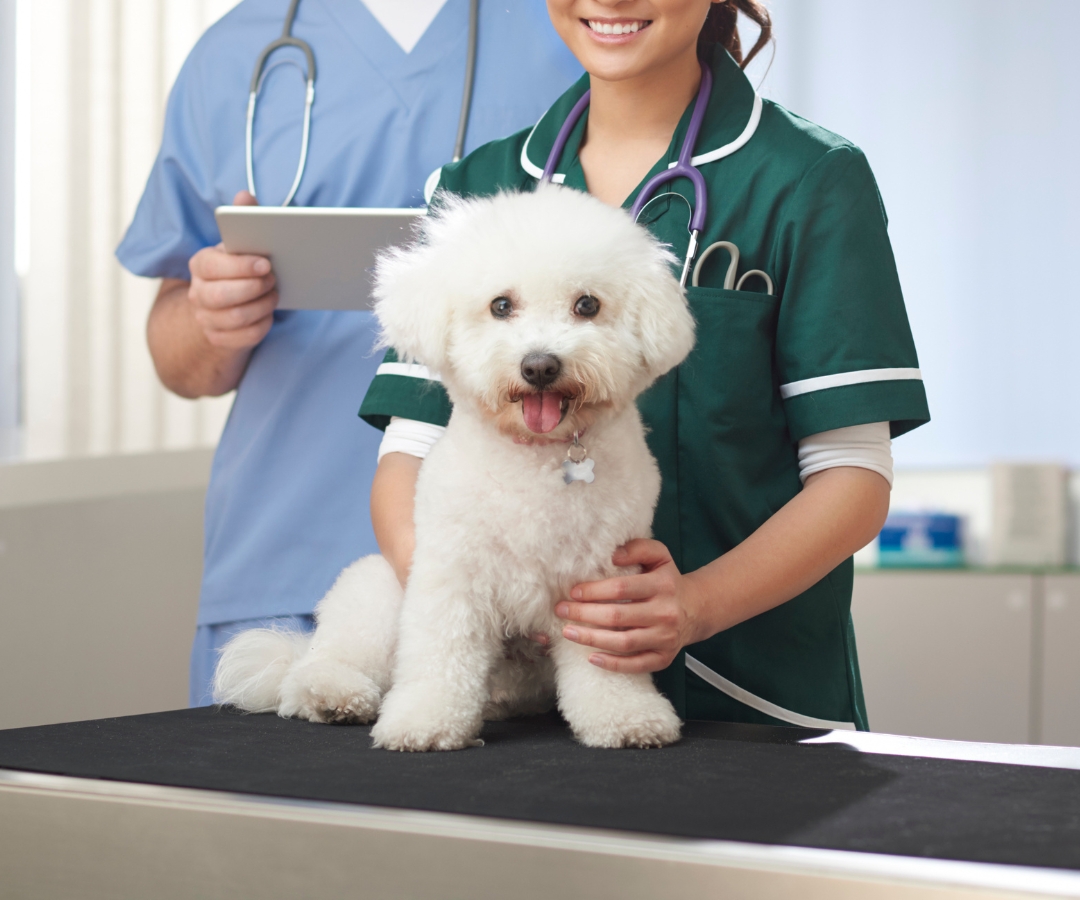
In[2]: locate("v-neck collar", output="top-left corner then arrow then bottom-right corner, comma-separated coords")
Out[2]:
319,0 -> 465,80
360,0 -> 450,53
520,44 -> 760,212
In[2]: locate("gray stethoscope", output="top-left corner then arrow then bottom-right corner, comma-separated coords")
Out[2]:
247,0 -> 480,206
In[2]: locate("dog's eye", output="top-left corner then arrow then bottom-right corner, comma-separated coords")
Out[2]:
490,297 -> 514,319
573,295 -> 601,318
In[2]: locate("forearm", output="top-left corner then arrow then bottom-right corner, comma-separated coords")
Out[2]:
371,452 -> 422,587
147,279 -> 253,398
686,466 -> 890,639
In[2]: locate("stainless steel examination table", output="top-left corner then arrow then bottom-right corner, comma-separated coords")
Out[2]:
1,708 -> 1079,900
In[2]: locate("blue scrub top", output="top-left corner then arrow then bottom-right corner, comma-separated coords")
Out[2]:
117,0 -> 581,626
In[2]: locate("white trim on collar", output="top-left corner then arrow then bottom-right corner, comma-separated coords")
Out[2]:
521,91 -> 764,180
519,123 -> 565,181
520,117 -> 547,179
672,91 -> 763,169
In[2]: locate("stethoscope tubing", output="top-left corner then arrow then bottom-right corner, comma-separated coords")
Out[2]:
628,62 -> 711,235
245,0 -> 315,207
541,61 -> 713,287
246,0 -> 479,206
452,0 -> 480,163
691,240 -> 774,294
246,59 -> 315,208
541,90 -> 591,183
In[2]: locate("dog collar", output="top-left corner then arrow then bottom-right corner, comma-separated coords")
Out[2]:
512,427 -> 588,447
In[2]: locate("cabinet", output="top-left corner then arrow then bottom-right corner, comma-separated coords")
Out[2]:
851,571 -> 1080,746
1042,576 -> 1080,747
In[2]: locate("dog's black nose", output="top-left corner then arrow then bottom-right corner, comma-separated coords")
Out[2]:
521,353 -> 561,389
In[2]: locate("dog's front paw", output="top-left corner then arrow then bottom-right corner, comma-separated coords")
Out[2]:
278,657 -> 382,725
371,687 -> 483,751
570,691 -> 682,749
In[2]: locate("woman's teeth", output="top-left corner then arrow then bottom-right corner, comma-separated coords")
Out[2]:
587,20 -> 648,35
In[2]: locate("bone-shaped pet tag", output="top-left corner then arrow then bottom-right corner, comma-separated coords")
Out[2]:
563,434 -> 595,485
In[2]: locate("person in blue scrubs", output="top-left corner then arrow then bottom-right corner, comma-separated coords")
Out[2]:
116,0 -> 581,706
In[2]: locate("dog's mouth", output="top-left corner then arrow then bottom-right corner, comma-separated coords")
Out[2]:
520,391 -> 573,435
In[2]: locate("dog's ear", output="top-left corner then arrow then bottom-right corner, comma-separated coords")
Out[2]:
371,232 -> 454,375
632,258 -> 697,382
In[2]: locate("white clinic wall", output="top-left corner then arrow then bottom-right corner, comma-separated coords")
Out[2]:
746,0 -> 1080,469
14,0 -> 239,462
10,1 -> 1079,466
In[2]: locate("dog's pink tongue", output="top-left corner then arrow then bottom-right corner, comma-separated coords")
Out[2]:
522,392 -> 563,434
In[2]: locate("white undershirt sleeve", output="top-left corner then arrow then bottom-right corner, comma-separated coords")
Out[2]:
797,421 -> 894,487
377,416 -> 446,463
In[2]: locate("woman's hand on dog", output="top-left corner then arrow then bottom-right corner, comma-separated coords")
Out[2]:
557,469 -> 894,674
556,539 -> 711,674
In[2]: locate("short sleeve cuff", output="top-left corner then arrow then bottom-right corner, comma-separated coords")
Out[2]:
782,378 -> 929,442
359,372 -> 453,432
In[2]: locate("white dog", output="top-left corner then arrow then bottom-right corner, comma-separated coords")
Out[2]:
214,184 -> 696,750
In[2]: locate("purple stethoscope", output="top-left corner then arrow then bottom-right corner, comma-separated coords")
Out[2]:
540,61 -> 773,294
541,62 -> 712,288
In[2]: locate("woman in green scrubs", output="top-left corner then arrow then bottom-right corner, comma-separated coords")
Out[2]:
360,0 -> 929,731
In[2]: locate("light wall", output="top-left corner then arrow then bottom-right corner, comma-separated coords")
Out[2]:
10,1 -> 1080,468
0,0 -> 16,458
15,0 -> 238,462
747,0 -> 1080,468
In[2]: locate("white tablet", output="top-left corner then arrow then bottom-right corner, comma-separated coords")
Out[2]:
214,206 -> 425,311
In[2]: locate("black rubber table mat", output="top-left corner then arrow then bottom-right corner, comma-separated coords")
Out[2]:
1,707 -> 1078,871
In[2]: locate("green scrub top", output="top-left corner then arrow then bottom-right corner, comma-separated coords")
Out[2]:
360,45 -> 930,731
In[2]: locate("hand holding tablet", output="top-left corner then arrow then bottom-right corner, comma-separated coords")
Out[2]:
215,206 -> 425,311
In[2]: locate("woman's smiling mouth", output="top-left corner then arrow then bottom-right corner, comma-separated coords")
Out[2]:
583,18 -> 653,41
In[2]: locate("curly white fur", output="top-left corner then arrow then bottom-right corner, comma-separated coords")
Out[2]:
214,185 -> 695,750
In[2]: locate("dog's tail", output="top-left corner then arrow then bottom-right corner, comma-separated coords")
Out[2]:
212,627 -> 309,713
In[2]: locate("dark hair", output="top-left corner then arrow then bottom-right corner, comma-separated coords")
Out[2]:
699,0 -> 773,68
